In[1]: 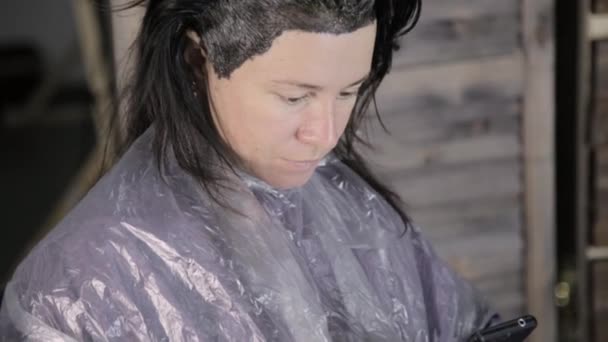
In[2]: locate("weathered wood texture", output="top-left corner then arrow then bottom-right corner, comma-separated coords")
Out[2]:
594,41 -> 608,146
590,24 -> 608,341
366,0 -> 528,320
591,261 -> 608,342
593,39 -> 608,248
394,1 -> 519,68
594,0 -> 608,13
595,145 -> 608,245
520,1 -> 557,342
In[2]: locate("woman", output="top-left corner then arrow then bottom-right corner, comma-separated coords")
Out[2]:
0,0 -> 498,340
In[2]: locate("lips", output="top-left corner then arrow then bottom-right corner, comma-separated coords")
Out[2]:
290,159 -> 320,163
281,158 -> 321,171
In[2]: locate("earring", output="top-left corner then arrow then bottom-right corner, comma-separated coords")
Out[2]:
192,80 -> 198,97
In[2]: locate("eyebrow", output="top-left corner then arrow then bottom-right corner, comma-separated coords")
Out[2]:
271,74 -> 369,91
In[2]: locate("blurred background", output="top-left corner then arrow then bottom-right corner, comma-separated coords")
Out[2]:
0,0 -> 606,341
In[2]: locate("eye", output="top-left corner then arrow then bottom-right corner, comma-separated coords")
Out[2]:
280,93 -> 312,106
338,91 -> 358,100
285,96 -> 307,105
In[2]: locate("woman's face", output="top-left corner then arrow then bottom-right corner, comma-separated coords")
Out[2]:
205,23 -> 377,189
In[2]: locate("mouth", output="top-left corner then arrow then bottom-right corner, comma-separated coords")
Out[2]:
287,158 -> 321,163
281,158 -> 321,171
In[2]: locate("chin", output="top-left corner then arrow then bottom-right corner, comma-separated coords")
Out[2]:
264,172 -> 315,190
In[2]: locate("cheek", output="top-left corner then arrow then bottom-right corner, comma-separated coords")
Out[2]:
221,99 -> 302,154
335,102 -> 355,134
255,116 -> 303,156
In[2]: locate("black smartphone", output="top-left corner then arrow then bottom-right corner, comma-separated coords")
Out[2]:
467,315 -> 537,342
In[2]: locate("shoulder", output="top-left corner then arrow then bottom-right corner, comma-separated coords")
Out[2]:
11,214 -> 140,301
2,217 -> 139,339
4,201 -> 202,340
6,135 -> 204,322
312,157 -> 406,235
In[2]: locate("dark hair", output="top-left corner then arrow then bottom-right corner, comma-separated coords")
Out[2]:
119,0 -> 421,230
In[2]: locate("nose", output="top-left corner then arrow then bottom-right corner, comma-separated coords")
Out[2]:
296,100 -> 338,150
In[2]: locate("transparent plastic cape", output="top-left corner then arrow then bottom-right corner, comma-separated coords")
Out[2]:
1,127 -> 499,341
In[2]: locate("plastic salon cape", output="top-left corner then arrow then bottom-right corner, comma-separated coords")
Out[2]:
0,128 -> 498,341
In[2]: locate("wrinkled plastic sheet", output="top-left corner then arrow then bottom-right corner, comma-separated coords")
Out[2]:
1,128 -> 498,341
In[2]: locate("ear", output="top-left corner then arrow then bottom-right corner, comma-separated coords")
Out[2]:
184,29 -> 207,81
186,29 -> 202,46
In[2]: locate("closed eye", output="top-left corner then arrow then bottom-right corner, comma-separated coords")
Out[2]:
282,93 -> 311,105
338,91 -> 358,100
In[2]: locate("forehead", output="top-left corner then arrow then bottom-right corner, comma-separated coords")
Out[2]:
229,22 -> 377,88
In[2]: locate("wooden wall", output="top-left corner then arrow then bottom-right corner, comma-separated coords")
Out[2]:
591,1 -> 608,340
366,0 -> 528,320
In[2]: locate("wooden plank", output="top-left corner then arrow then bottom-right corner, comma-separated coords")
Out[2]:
595,145 -> 608,246
456,272 -> 524,321
443,257 -> 522,285
434,231 -> 521,264
596,41 -> 608,67
593,145 -> 608,238
592,262 -> 608,342
477,273 -> 524,316
593,41 -> 608,144
591,98 -> 608,144
412,194 -> 521,226
393,0 -> 519,66
475,269 -> 523,296
595,167 -> 608,244
110,0 -> 144,136
413,198 -> 522,243
374,52 -> 523,116
364,54 -> 524,175
415,0 -> 518,21
394,13 -> 519,67
488,291 -> 525,320
596,144 -> 608,245
593,218 -> 608,245
598,172 -> 608,193
386,158 -> 521,208
434,231 -> 523,319
436,244 -> 521,289
588,14 -> 608,40
577,0 -> 594,340
521,1 -> 557,341
367,131 -> 520,173
594,146 -> 608,245
593,39 -> 608,88
411,196 -> 523,297
595,0 -> 608,13
587,246 -> 608,261
591,189 -> 608,242
361,3 -> 527,322
366,94 -> 520,142
111,0 -> 143,93
597,185 -> 608,204
597,142 -> 608,167
597,145 -> 608,189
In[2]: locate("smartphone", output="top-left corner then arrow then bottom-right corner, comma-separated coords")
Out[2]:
467,315 -> 537,342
